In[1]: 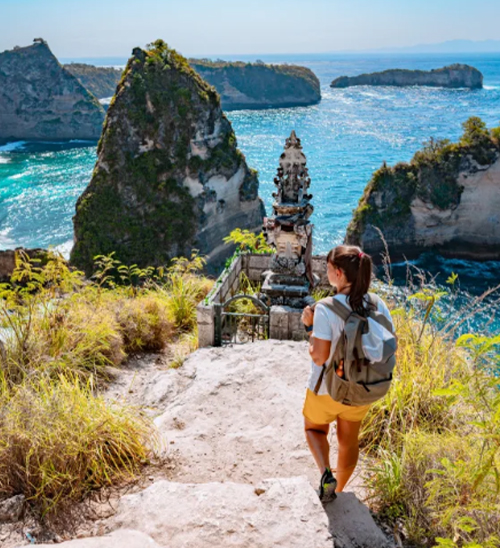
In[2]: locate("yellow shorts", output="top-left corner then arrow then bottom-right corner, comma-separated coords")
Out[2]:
302,389 -> 371,424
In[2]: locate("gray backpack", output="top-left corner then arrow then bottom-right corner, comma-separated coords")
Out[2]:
313,294 -> 397,406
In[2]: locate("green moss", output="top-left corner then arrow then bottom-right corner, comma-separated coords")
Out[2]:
348,117 -> 500,240
71,40 -> 256,276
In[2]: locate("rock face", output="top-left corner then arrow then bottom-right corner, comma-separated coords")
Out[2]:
0,40 -> 105,142
0,248 -> 50,283
345,119 -> 500,262
71,41 -> 265,275
190,60 -> 321,109
64,63 -> 123,99
331,64 -> 483,89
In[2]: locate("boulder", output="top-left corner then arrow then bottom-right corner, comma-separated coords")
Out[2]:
104,477 -> 331,548
0,494 -> 25,523
325,493 -> 395,548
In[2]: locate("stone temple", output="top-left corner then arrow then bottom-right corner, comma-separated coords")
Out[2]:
262,130 -> 317,307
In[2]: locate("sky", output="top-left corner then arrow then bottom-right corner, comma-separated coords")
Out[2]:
1,0 -> 500,58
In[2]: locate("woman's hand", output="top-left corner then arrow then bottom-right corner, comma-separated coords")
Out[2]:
301,305 -> 314,327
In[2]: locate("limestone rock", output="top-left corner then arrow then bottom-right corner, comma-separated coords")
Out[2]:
71,41 -> 264,275
346,119 -> 500,262
151,340 -> 366,495
331,64 -> 483,89
0,248 -> 50,283
325,493 -> 395,548
190,60 -> 321,110
105,477 -> 331,548
0,40 -> 105,142
0,494 -> 25,523
64,64 -> 123,100
17,529 -> 162,548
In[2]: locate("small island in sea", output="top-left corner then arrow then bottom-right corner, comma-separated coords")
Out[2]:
190,59 -> 321,109
331,63 -> 483,89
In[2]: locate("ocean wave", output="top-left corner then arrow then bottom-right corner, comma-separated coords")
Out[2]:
0,141 -> 27,152
0,157 -> 10,164
54,240 -> 73,259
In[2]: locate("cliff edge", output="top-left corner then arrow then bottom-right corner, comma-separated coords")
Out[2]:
331,64 -> 483,89
190,59 -> 321,109
64,63 -> 123,99
71,40 -> 265,275
0,39 -> 105,142
345,117 -> 500,262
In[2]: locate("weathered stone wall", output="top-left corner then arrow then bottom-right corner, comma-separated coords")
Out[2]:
197,253 -> 329,347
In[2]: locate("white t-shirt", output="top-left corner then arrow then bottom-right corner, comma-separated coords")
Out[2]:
307,294 -> 394,395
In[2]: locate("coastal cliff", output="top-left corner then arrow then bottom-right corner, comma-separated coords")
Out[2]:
64,63 -> 123,99
190,60 -> 321,109
345,117 -> 500,262
71,40 -> 265,275
331,64 -> 483,89
0,40 -> 105,142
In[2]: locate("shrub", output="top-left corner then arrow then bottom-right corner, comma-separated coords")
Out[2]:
117,294 -> 173,353
0,376 -> 156,516
362,285 -> 500,547
159,253 -> 213,331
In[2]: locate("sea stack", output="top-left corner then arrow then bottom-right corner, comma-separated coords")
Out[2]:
345,118 -> 500,262
0,39 -> 105,142
331,64 -> 483,89
71,40 -> 265,275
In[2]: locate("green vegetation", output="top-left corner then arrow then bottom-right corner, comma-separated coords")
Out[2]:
71,39 -> 258,276
347,117 -> 500,242
64,63 -> 123,99
362,277 -> 500,547
223,228 -> 274,255
189,58 -> 321,107
0,249 -> 212,517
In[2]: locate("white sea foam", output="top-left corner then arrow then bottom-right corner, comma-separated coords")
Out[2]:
0,156 -> 10,164
99,97 -> 113,106
0,141 -> 27,152
483,85 -> 499,90
54,240 -> 73,260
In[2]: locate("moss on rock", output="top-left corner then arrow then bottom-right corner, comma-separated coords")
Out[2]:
71,40 -> 264,276
346,117 -> 500,256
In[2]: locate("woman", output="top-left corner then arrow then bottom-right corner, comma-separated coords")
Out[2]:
301,245 -> 393,503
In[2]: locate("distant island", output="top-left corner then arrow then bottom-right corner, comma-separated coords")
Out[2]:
0,39 -> 105,142
189,59 -> 321,110
331,64 -> 483,89
64,63 -> 123,99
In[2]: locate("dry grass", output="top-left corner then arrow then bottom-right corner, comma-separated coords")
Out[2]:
0,376 -> 156,517
362,288 -> 500,547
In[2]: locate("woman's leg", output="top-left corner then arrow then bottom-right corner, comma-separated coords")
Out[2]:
335,417 -> 362,491
304,417 -> 331,473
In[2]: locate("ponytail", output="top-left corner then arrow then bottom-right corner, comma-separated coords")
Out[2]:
326,245 -> 373,315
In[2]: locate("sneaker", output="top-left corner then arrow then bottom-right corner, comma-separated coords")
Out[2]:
318,467 -> 337,503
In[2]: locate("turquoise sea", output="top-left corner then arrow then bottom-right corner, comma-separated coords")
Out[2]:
1,53 -> 500,301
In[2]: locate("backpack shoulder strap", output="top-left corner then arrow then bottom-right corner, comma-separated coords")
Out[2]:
319,296 -> 351,322
366,293 -> 394,333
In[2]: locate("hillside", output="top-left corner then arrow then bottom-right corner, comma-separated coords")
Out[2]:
190,59 -> 321,109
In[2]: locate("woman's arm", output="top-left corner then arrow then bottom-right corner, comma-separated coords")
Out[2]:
302,305 -> 332,366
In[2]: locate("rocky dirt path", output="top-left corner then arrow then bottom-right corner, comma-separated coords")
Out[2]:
9,340 -> 394,548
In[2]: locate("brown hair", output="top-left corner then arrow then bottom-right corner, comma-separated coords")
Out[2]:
326,245 -> 373,315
